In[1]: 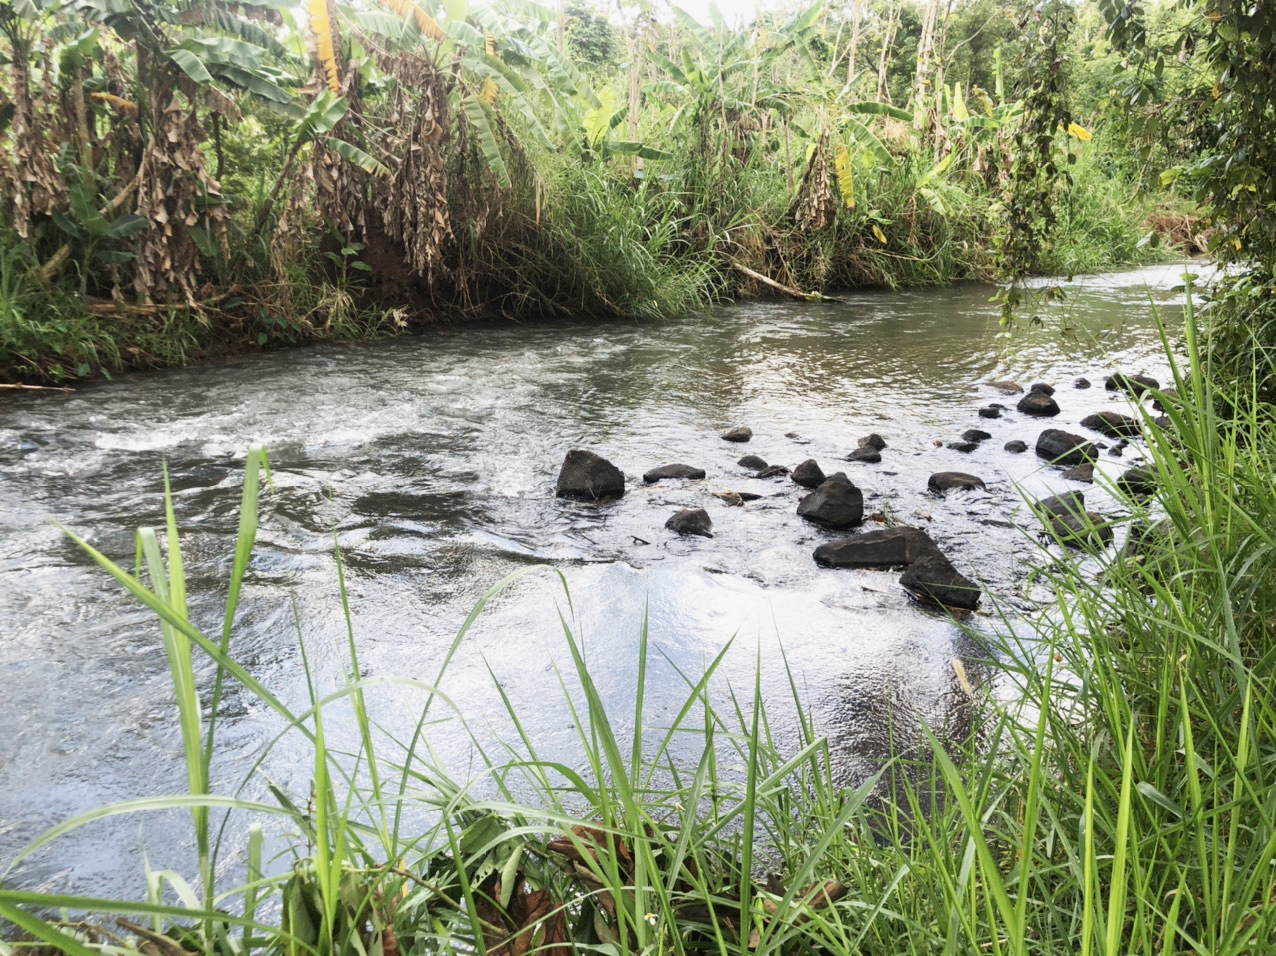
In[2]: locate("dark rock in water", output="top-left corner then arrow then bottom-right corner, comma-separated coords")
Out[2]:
947,441 -> 979,453
643,463 -> 706,484
1121,518 -> 1172,562
1061,463 -> 1095,483
722,426 -> 753,442
792,459 -> 826,489
1117,466 -> 1157,499
665,508 -> 713,537
1030,382 -> 1055,396
929,472 -> 986,494
556,450 -> 625,500
1075,377 -> 1092,389
978,406 -> 1001,419
1152,388 -> 1178,413
962,428 -> 992,443
1004,440 -> 1029,453
859,433 -> 887,450
1033,492 -> 1112,549
757,465 -> 790,478
848,445 -> 882,463
1105,372 -> 1159,395
1017,391 -> 1061,416
797,473 -> 864,529
785,431 -> 800,439
1036,429 -> 1096,466
1153,415 -> 1172,429
1081,410 -> 1142,438
1108,440 -> 1128,457
900,555 -> 981,611
814,526 -> 944,569
988,380 -> 1023,394
737,454 -> 769,471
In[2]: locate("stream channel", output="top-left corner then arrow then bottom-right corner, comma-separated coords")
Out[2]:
0,263 -> 1199,900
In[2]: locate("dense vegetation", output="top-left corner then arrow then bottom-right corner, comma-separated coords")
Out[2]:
0,0 -> 1215,383
5,1 -> 1276,955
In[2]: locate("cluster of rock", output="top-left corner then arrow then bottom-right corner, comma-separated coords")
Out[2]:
553,367 -> 1172,613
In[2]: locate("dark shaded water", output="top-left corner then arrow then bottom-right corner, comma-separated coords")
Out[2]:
0,264 -> 1197,897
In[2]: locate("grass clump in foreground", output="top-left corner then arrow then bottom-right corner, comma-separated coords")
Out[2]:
3,302 -> 1276,955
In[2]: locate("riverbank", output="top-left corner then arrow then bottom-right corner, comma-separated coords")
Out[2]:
0,154 -> 1185,388
3,290 -> 1274,954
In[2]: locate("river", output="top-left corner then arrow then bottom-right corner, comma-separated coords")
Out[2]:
0,263 -> 1198,898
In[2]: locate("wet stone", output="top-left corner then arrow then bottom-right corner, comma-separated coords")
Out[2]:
899,555 -> 981,611
1017,391 -> 1060,416
962,428 -> 992,443
1105,372 -> 1159,395
721,426 -> 753,442
978,406 -> 1001,419
643,463 -> 706,484
1075,377 -> 1091,389
1036,428 -> 1097,466
848,445 -> 882,463
946,441 -> 979,453
813,526 -> 944,569
928,472 -> 986,493
988,380 -> 1023,394
792,459 -> 826,489
737,454 -> 768,470
797,473 -> 864,529
1081,410 -> 1142,438
665,508 -> 713,537
1117,466 -> 1157,499
556,449 -> 625,501
1030,382 -> 1055,395
859,433 -> 888,451
1004,440 -> 1029,453
1061,463 -> 1095,483
757,465 -> 790,478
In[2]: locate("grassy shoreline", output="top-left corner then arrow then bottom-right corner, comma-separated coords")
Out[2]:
4,290 -> 1274,954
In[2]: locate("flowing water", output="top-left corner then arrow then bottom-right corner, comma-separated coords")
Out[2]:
0,263 -> 1200,898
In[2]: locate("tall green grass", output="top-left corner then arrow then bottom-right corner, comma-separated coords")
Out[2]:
4,291 -> 1275,954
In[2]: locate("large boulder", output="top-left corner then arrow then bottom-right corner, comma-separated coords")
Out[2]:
797,473 -> 864,529
666,508 -> 713,537
1081,410 -> 1142,438
722,426 -> 753,442
792,459 -> 826,489
813,526 -> 944,569
1105,372 -> 1159,395
1033,492 -> 1113,549
899,555 -> 981,611
643,463 -> 706,484
556,450 -> 625,500
1017,391 -> 1061,416
929,472 -> 986,494
1036,429 -> 1096,466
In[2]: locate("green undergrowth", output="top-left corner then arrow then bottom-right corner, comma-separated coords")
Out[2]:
1,140 -> 1176,387
3,296 -> 1274,955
